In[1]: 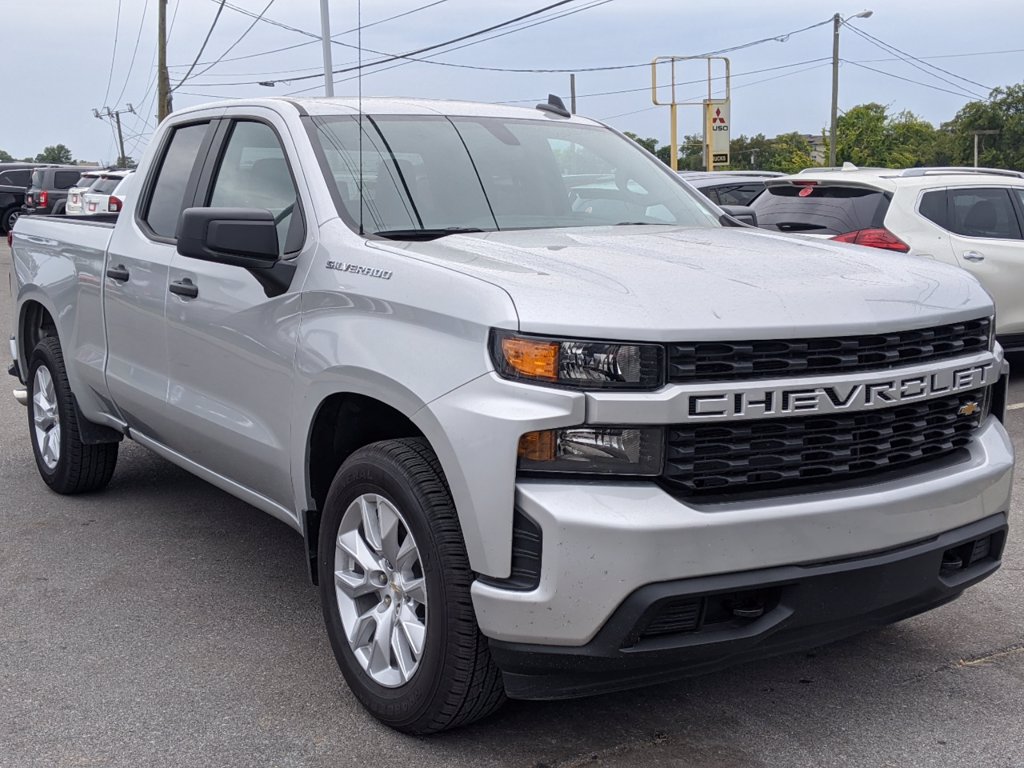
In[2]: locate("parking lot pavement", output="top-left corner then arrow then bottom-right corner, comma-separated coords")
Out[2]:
2,239 -> 1023,768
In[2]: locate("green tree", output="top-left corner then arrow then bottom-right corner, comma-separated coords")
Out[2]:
0,149 -> 13,162
835,103 -> 888,166
35,144 -> 74,164
942,84 -> 1024,170
833,103 -> 944,168
622,132 -> 659,154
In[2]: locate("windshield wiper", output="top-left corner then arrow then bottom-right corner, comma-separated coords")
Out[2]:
373,227 -> 487,241
773,222 -> 827,232
612,221 -> 660,226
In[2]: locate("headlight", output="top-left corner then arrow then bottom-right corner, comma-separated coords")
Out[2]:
518,427 -> 664,476
491,330 -> 663,389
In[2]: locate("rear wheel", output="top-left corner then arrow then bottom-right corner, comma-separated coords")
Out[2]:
318,438 -> 506,734
1,206 -> 17,233
27,337 -> 118,494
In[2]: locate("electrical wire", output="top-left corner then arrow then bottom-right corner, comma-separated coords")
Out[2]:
189,0 -> 277,81
123,0 -> 181,159
172,0 -> 228,91
111,1 -> 148,110
168,0 -> 454,69
845,23 -> 993,94
843,24 -> 984,99
101,0 -> 123,106
842,59 -> 990,99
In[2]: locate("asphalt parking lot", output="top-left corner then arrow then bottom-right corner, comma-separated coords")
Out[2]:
2,240 -> 1023,768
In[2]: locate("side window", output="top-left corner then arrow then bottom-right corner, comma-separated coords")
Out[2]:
208,121 -> 303,254
947,188 -> 1021,240
55,171 -> 81,189
0,170 -> 30,186
919,189 -> 947,228
144,122 -> 210,239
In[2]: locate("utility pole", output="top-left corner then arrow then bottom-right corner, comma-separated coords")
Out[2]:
972,129 -> 999,167
570,73 -> 576,114
320,0 -> 335,97
94,105 -> 136,166
829,13 -> 840,168
158,0 -> 172,121
829,10 -> 873,167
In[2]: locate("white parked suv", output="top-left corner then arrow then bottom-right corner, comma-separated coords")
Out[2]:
751,166 -> 1024,349
81,169 -> 134,216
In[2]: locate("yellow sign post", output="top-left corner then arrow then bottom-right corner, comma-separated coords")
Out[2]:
651,56 -> 731,172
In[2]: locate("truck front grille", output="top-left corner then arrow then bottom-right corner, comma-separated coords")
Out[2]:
667,318 -> 991,384
663,389 -> 985,497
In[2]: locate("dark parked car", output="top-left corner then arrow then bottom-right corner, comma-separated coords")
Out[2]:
678,171 -> 784,206
22,165 -> 100,218
0,163 -> 44,233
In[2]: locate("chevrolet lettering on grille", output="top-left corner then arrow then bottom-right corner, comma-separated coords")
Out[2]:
687,361 -> 994,421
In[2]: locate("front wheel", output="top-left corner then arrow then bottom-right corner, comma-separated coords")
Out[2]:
318,438 -> 506,734
27,337 -> 118,493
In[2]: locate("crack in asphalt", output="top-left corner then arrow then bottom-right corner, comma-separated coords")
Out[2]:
900,641 -> 1024,685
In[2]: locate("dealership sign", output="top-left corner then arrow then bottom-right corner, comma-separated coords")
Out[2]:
704,99 -> 730,165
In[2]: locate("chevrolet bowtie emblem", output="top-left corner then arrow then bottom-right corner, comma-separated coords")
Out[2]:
958,401 -> 981,416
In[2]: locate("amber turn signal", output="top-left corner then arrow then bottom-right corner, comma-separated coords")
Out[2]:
500,337 -> 559,381
518,430 -> 557,461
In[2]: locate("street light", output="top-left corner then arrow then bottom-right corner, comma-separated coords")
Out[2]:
829,9 -> 873,167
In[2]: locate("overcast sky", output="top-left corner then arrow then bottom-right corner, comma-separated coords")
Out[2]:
5,0 -> 1023,163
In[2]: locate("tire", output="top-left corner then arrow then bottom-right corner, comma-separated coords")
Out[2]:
318,438 -> 506,734
51,200 -> 66,216
1,206 -> 17,234
27,337 -> 118,494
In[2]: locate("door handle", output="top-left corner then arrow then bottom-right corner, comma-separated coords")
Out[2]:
963,251 -> 985,262
106,264 -> 130,281
169,278 -> 199,298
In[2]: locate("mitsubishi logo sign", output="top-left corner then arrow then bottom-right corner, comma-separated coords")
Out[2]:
704,99 -> 730,165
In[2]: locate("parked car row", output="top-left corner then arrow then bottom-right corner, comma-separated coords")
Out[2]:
0,162 -> 134,233
678,165 -> 1024,349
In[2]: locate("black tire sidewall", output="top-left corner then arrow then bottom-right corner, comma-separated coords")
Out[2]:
27,339 -> 74,488
318,447 -> 455,729
2,207 -> 17,233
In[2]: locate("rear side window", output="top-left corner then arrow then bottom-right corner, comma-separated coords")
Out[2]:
919,190 -> 947,227
143,122 -> 209,238
0,169 -> 31,186
948,188 -> 1021,239
54,171 -> 81,189
751,185 -> 889,235
714,183 -> 765,206
30,170 -> 44,188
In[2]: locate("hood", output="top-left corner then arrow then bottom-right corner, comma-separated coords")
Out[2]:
372,226 -> 992,341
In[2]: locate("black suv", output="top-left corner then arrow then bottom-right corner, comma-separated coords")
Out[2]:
22,165 -> 99,218
0,162 -> 43,233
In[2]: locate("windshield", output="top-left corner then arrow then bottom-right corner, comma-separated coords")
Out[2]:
89,177 -> 122,195
74,174 -> 100,189
310,115 -> 720,236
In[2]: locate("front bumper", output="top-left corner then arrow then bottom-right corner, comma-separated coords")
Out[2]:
489,512 -> 1007,700
471,418 -> 1013,647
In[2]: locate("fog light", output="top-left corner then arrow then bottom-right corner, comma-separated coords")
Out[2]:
517,427 -> 664,476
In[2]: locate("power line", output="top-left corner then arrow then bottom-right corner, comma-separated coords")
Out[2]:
842,59 -> 990,100
845,23 -> 993,94
189,0 -> 277,81
286,0 -> 617,95
172,0 -> 228,92
101,0 -> 124,106
168,0 -> 454,69
112,0 -> 149,110
843,24 -> 984,100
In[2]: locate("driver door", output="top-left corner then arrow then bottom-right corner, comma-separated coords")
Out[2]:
162,116 -> 308,510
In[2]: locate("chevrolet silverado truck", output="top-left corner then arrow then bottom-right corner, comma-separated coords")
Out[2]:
7,96 -> 1013,734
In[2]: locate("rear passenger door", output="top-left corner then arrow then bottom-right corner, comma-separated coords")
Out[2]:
104,120 -> 216,435
162,115 -> 307,509
919,187 -> 1024,336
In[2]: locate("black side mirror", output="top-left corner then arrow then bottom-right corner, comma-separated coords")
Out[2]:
177,207 -> 296,298
719,204 -> 758,227
177,207 -> 279,268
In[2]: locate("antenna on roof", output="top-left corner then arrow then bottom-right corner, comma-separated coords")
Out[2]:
357,0 -> 364,236
536,94 -> 571,118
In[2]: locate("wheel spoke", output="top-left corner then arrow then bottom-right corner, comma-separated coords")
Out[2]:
337,528 -> 382,576
33,405 -> 54,431
334,568 -> 378,599
403,577 -> 427,605
347,605 -> 378,648
378,499 -> 402,563
359,495 -> 383,553
367,607 -> 394,676
397,603 -> 426,657
395,534 -> 419,572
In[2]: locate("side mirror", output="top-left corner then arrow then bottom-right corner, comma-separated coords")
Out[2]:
719,204 -> 758,227
177,207 -> 279,268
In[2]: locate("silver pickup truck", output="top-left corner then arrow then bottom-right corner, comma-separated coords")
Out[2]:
7,96 -> 1013,734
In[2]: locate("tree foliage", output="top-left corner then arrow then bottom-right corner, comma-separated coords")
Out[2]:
35,144 -> 74,164
0,149 -> 13,162
941,84 -> 1024,170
